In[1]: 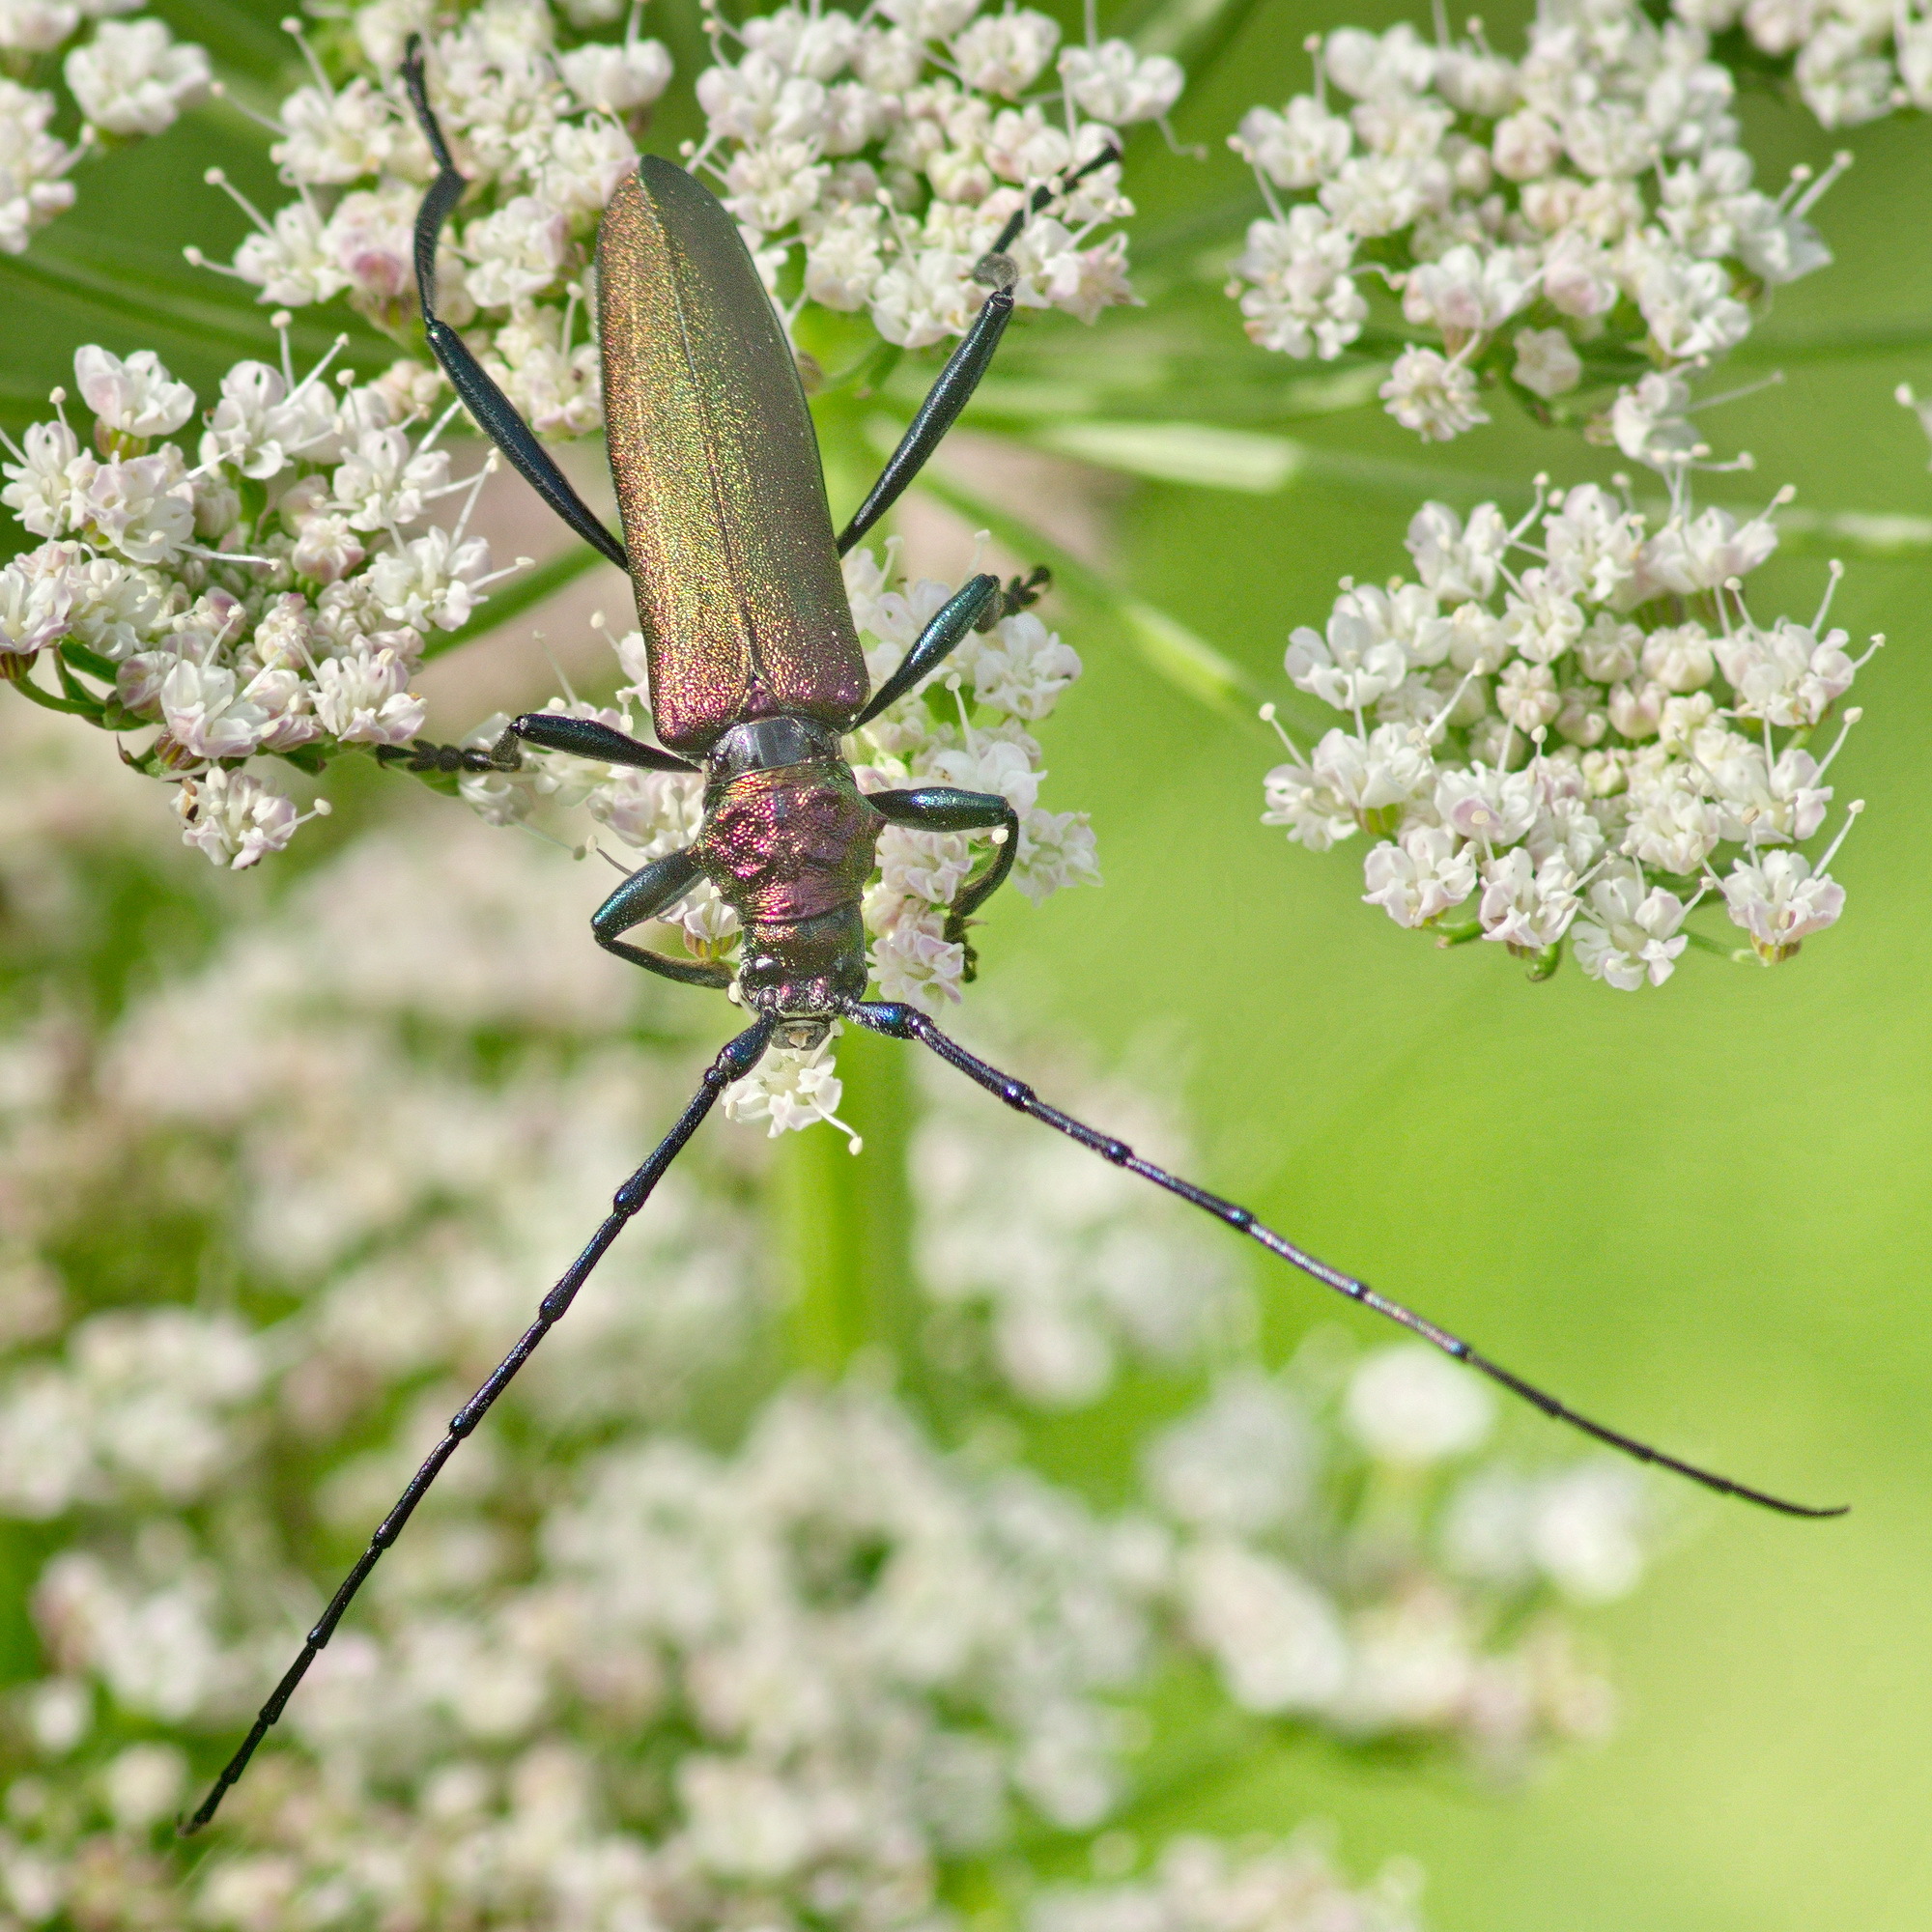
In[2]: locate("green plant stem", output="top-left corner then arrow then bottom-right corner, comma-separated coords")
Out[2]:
776,1026 -> 918,1380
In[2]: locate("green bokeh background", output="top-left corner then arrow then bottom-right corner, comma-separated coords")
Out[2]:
4,0 -> 1929,1923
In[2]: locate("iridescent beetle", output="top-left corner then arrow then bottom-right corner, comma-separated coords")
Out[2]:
183,35 -> 1843,1837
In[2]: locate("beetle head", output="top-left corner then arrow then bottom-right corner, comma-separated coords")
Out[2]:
739,906 -> 868,1041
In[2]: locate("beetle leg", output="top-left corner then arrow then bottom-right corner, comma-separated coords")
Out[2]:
837,275 -> 1015,556
853,576 -> 1002,727
509,713 -> 697,774
373,734 -> 523,777
835,145 -> 1122,557
594,846 -> 735,989
867,784 -> 1018,980
400,40 -> 630,573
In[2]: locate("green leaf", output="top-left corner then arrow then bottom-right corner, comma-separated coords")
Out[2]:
1734,318 -> 1932,364
1120,0 -> 1271,70
1115,594 -> 1253,710
1774,506 -> 1932,557
1027,419 -> 1307,493
897,440 -> 1256,714
1009,412 -> 1526,504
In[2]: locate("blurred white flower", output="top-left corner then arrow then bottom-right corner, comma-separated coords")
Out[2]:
1379,348 -> 1488,441
1034,1832 -> 1423,1932
1673,0 -> 1918,128
1179,1539 -> 1350,1713
1344,1345 -> 1493,1464
1144,1372 -> 1317,1534
64,16 -> 209,136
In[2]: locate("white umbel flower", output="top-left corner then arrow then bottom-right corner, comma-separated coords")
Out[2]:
724,1033 -> 862,1150
1379,348 -> 1489,440
65,16 -> 210,136
1263,472 -> 1872,988
1226,8 -> 1841,439
173,766 -> 324,870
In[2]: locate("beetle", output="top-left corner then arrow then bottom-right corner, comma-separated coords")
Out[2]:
182,36 -> 1843,1837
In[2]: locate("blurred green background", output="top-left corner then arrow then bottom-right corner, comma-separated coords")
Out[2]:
5,0 -> 1930,1924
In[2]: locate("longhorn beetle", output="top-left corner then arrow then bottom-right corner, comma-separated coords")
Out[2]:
183,36 -> 1844,1837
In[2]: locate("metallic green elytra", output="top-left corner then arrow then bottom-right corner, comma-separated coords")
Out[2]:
596,158 -> 868,762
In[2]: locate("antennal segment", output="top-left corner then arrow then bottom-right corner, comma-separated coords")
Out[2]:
847,1001 -> 1847,1520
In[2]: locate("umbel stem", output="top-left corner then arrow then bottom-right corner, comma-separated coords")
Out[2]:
779,1026 -> 917,1377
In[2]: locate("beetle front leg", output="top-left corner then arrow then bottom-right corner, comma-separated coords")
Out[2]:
401,39 -> 629,572
868,785 -> 1019,980
854,577 -> 1002,727
836,265 -> 1016,557
835,146 -> 1122,557
594,848 -> 735,990
853,569 -> 1053,730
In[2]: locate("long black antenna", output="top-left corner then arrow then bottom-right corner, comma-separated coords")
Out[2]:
848,1000 -> 1846,1520
180,1016 -> 775,1837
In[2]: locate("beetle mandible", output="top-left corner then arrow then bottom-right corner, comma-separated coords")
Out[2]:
182,36 -> 1844,1838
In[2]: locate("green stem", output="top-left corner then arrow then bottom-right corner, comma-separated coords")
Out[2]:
777,1025 -> 919,1380
7,670 -> 99,717
1682,925 -> 1744,958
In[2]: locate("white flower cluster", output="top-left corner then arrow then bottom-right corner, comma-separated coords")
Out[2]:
1225,0 -> 1838,441
463,536 -> 1098,1139
0,338 -> 526,867
1148,1349 -> 1639,1765
0,719 -> 1670,1925
1263,477 -> 1873,986
0,1306 -> 263,1518
845,540 -> 1100,986
0,4 -> 209,254
212,0 -> 668,434
1673,0 -> 1932,127
1035,1831 -> 1423,1932
686,0 -> 1180,351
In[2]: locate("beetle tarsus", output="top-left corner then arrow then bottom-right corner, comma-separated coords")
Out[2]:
975,566 -> 1052,632
374,736 -> 522,778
